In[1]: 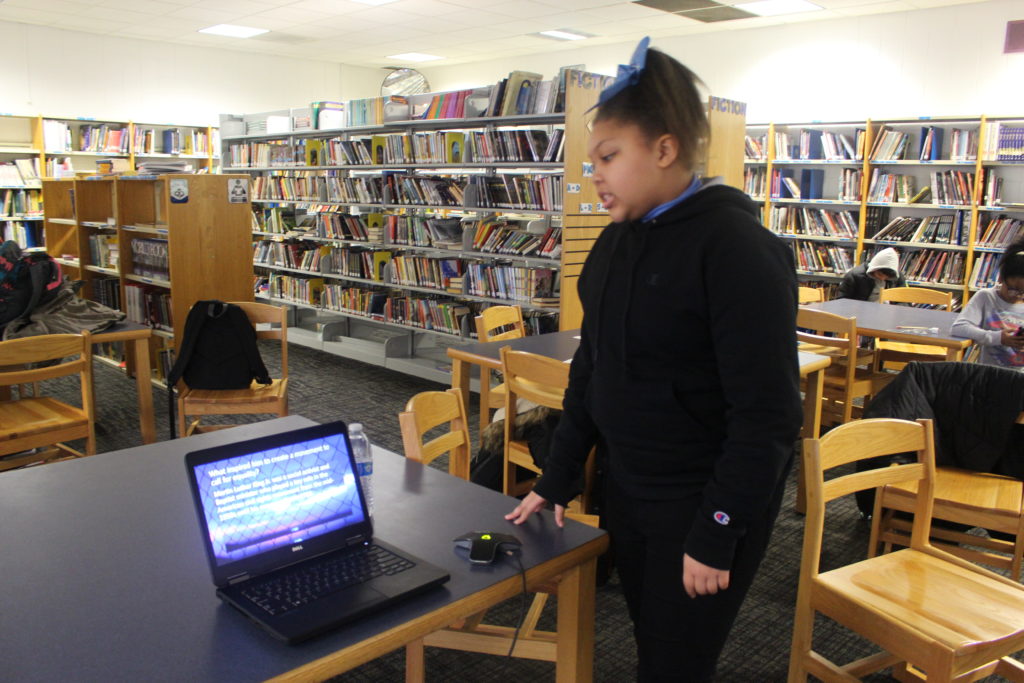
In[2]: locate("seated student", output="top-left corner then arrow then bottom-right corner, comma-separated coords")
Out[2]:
837,247 -> 906,301
952,239 -> 1024,369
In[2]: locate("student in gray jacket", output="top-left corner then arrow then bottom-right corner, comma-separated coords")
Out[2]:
952,239 -> 1024,369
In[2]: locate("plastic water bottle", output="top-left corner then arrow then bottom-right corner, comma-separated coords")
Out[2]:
349,423 -> 374,514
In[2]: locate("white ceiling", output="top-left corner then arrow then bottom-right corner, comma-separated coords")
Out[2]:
0,0 -> 993,69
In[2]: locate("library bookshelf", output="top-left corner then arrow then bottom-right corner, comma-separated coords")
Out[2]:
225,78 -> 747,383
41,175 -> 252,382
1,113 -> 219,252
224,103 -> 581,383
746,116 -> 1024,307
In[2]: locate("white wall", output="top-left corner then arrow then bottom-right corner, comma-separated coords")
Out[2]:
420,0 -> 1024,123
0,21 -> 379,126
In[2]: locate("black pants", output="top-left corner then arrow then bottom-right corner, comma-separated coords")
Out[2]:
604,469 -> 788,682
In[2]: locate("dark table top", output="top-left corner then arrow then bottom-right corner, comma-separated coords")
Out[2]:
0,416 -> 605,682
807,298 -> 970,346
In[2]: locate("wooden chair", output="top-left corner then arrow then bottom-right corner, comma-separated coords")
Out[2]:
474,305 -> 526,434
796,307 -> 893,426
870,465 -> 1024,581
876,286 -> 955,371
398,387 -> 588,681
399,388 -> 471,480
500,346 -> 596,518
789,418 -> 1024,682
0,332 -> 95,471
797,286 -> 824,304
177,301 -> 288,437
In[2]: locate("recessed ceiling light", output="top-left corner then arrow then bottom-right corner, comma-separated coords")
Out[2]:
731,0 -> 822,16
537,29 -> 592,41
385,52 -> 443,62
351,0 -> 400,5
198,24 -> 269,38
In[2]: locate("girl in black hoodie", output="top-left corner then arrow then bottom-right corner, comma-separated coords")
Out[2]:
506,38 -> 803,681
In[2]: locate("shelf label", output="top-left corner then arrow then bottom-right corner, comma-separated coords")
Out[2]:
581,163 -> 593,178
567,183 -> 581,194
580,203 -> 593,214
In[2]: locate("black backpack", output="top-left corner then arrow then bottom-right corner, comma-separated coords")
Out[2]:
166,300 -> 272,437
0,240 -> 64,328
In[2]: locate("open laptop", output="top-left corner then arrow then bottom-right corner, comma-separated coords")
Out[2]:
185,420 -> 450,644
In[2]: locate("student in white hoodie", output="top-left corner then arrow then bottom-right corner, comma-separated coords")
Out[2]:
837,247 -> 906,301
952,239 -> 1024,369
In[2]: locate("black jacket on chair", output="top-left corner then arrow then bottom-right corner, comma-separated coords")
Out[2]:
856,361 -> 1024,513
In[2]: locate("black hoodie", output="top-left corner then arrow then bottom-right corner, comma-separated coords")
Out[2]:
532,182 -> 803,570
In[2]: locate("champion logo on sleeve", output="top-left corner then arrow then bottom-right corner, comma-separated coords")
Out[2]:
713,511 -> 730,526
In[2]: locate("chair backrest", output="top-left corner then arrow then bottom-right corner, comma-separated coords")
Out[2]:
229,301 -> 288,378
0,332 -> 93,409
798,286 -> 824,304
801,418 -> 936,578
500,346 -> 569,412
399,388 -> 471,480
476,305 -> 525,343
880,286 -> 953,311
796,307 -> 858,384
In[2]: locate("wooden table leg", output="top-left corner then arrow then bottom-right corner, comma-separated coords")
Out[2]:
555,557 -> 597,683
796,367 -> 825,515
132,336 -> 156,444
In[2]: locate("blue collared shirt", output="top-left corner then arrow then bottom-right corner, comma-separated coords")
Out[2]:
641,176 -> 702,223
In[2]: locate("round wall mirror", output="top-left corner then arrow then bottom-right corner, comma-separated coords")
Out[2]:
381,68 -> 430,97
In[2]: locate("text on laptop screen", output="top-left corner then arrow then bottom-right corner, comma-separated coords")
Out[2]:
192,433 -> 366,566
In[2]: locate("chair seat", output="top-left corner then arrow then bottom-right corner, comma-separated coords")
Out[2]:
820,548 -> 1024,652
183,379 -> 287,405
799,343 -> 875,365
486,382 -> 507,409
0,397 -> 90,441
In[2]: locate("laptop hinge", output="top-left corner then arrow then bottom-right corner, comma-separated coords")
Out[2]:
346,535 -> 367,546
226,573 -> 250,585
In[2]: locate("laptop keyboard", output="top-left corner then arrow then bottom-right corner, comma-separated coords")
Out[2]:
241,544 -> 415,616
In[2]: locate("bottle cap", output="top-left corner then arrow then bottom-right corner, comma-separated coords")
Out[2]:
350,422 -> 363,433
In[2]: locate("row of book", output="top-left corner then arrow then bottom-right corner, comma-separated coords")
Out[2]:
124,283 -> 172,330
976,215 -> 1024,247
386,215 -> 461,248
869,211 -> 968,245
130,238 -> 169,279
466,174 -> 563,212
321,284 -> 471,336
92,277 -> 121,312
929,170 -> 974,205
88,233 -> 119,269
233,128 -> 566,169
1,220 -> 42,248
982,123 -> 1024,162
463,263 -> 557,303
768,207 -> 858,239
791,241 -> 855,274
970,252 -> 1004,288
866,171 -> 919,204
0,159 -> 40,187
469,220 -> 561,258
744,167 -> 766,198
1,188 -> 43,217
134,127 -> 211,156
887,248 -> 966,285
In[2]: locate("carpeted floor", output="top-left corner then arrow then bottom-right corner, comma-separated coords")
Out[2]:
36,341 -> 1012,682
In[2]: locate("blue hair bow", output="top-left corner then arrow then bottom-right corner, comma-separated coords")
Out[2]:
596,36 -> 650,108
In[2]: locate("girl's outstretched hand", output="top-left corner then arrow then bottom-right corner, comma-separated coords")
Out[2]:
505,491 -> 566,528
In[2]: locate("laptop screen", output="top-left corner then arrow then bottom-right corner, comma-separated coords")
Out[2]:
190,429 -> 367,568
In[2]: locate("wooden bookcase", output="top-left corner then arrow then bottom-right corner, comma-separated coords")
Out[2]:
0,115 -> 45,249
41,175 -> 252,381
225,105 -> 572,383
746,115 -> 1024,308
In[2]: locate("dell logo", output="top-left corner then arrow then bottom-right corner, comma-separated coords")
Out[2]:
292,545 -> 303,552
